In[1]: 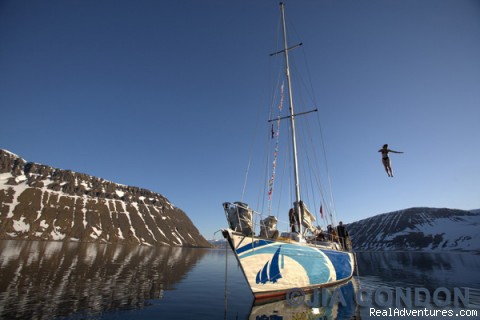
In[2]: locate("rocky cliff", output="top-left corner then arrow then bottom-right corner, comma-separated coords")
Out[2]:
0,149 -> 210,247
348,207 -> 480,253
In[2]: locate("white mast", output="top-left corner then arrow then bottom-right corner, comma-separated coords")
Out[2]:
280,2 -> 302,236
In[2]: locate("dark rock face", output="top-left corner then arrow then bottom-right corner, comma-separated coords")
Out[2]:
0,149 -> 210,247
347,207 -> 480,253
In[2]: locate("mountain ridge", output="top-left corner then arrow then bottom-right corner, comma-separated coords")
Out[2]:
0,149 -> 210,247
347,207 -> 480,253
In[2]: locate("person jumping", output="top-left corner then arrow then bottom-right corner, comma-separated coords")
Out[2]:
379,144 -> 403,177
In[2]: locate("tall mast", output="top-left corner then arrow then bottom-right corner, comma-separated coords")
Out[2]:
280,2 -> 302,236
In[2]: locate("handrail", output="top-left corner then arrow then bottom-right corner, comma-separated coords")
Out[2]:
222,202 -> 349,249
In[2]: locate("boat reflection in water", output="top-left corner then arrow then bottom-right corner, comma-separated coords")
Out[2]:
249,278 -> 360,320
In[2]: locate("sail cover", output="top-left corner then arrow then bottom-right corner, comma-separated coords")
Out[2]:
295,201 -> 316,233
224,202 -> 253,236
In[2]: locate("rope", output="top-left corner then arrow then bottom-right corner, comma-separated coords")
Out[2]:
223,236 -> 228,319
267,82 -> 284,215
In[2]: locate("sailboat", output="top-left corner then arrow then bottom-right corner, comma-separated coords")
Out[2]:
222,3 -> 355,300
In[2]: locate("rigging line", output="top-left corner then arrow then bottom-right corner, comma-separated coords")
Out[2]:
242,97 -> 268,204
289,60 -> 326,224
258,108 -> 273,216
316,112 -> 338,225
287,44 -> 318,116
272,112 -> 296,219
292,28 -> 339,225
299,40 -> 320,108
288,17 -> 318,109
301,112 -> 331,224
300,118 -> 316,189
314,123 -> 338,226
241,158 -> 252,203
241,89 -> 270,203
302,126 -> 321,224
288,53 -> 326,214
300,118 -> 334,228
256,62 -> 284,214
242,57 -> 281,204
288,22 -> 335,222
306,122 -> 334,227
301,119 -> 325,227
263,75 -> 283,214
292,91 -> 336,225
275,143 -> 289,220
287,120 -> 294,211
265,30 -> 288,217
223,237 -> 228,320
267,82 -> 285,216
273,5 -> 283,74
296,133 -> 311,207
300,150 -> 314,219
255,10 -> 284,214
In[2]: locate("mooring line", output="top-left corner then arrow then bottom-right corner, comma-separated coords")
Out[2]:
224,239 -> 228,320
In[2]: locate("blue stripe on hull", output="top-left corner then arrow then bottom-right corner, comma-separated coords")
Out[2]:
236,238 -> 353,288
236,239 -> 271,255
321,250 -> 353,280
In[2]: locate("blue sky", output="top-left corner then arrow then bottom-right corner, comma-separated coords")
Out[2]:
1,0 -> 479,239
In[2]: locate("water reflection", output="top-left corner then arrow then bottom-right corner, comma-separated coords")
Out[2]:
356,251 -> 480,289
1,243 -> 479,319
249,279 -> 360,320
0,240 -> 207,319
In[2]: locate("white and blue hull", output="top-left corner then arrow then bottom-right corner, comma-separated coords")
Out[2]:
223,229 -> 355,299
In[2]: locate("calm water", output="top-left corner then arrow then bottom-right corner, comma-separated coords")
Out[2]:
0,240 -> 479,319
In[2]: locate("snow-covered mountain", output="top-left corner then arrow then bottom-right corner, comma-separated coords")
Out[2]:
208,238 -> 227,248
348,207 -> 480,253
0,149 -> 210,247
